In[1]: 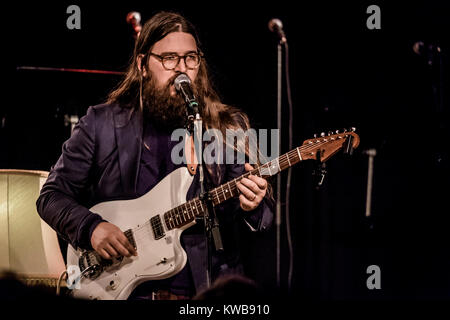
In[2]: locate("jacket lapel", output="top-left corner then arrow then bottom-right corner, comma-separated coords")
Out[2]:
113,105 -> 143,196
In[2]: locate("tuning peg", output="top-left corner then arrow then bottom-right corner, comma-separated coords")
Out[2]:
328,131 -> 333,136
320,132 -> 325,137
335,130 -> 339,134
342,128 -> 347,132
313,133 -> 317,138
351,127 -> 356,132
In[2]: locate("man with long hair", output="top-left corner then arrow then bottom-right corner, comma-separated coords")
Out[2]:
37,11 -> 273,300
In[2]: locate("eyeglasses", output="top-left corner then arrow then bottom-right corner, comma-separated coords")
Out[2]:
149,52 -> 203,70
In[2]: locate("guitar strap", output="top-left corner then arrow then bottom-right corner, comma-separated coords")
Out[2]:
184,133 -> 198,176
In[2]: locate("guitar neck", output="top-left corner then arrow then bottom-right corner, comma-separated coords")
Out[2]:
144,130 -> 358,247
208,146 -> 305,206
162,142 -> 320,230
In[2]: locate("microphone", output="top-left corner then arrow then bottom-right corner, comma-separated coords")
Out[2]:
126,11 -> 142,38
268,18 -> 287,44
174,73 -> 199,115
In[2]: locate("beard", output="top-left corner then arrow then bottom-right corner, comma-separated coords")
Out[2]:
142,73 -> 202,131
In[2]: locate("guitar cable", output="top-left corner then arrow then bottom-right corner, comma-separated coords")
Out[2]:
56,270 -> 68,296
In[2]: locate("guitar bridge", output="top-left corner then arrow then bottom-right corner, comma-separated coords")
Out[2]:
79,251 -> 109,280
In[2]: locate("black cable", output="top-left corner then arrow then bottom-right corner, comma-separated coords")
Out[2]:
283,41 -> 294,292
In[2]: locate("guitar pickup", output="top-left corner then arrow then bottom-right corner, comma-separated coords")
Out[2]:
124,229 -> 136,250
150,215 -> 165,240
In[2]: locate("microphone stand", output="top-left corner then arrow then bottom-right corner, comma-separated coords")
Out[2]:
276,42 -> 282,289
186,104 -> 223,289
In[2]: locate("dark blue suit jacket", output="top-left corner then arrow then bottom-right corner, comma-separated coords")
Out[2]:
36,103 -> 274,292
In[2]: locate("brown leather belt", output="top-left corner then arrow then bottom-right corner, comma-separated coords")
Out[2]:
152,289 -> 191,300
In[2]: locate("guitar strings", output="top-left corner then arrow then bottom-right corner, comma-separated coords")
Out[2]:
126,135 -> 351,243
213,136 -> 348,202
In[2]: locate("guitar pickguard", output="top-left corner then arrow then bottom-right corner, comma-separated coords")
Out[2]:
66,167 -> 194,300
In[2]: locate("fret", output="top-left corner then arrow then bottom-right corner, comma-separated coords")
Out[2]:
226,181 -> 233,199
259,158 -> 280,177
220,185 -> 226,202
214,187 -> 220,205
224,184 -> 230,201
184,203 -> 190,220
170,208 -> 176,227
232,180 -> 238,197
172,209 -> 178,227
198,200 -> 204,216
232,178 -> 238,196
180,206 -> 186,224
221,184 -> 226,200
185,204 -> 191,221
189,202 -> 196,220
193,200 -> 200,216
165,211 -> 170,229
171,210 -> 176,229
217,186 -> 222,204
193,200 -> 200,217
167,211 -> 174,229
181,205 -> 187,224
278,155 -> 286,171
168,209 -> 173,227
286,153 -> 291,167
189,201 -> 196,220
163,213 -> 170,230
266,162 -> 272,176
174,206 -> 181,226
296,147 -> 302,161
181,205 -> 187,223
214,188 -> 219,202
258,165 -> 265,177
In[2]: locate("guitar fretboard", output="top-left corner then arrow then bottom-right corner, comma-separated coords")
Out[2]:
208,147 -> 304,206
162,132 -> 355,231
163,145 -> 307,230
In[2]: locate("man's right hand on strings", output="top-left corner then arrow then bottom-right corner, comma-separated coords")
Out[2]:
91,222 -> 138,259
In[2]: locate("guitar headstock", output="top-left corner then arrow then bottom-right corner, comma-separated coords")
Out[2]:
300,128 -> 360,162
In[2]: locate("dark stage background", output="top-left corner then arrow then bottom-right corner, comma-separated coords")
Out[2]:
2,1 -> 449,300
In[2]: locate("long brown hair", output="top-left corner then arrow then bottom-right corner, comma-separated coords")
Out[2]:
108,12 -> 251,137
108,12 -> 272,198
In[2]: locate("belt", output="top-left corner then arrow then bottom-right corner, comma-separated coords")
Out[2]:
152,289 -> 191,300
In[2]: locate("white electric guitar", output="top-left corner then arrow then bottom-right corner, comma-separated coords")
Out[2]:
66,129 -> 360,300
